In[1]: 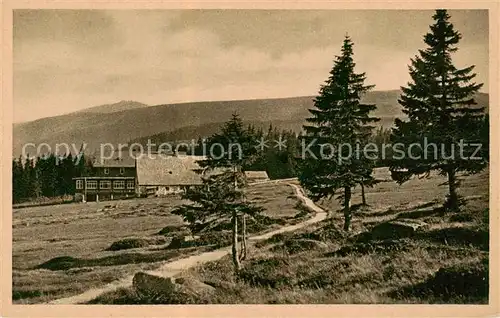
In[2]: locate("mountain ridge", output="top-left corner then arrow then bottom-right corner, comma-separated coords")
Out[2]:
13,90 -> 489,156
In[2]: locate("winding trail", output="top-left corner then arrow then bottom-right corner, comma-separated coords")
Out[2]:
48,183 -> 326,304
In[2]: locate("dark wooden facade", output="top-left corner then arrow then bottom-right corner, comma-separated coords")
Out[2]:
73,158 -> 137,202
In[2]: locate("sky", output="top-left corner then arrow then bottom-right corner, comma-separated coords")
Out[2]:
13,9 -> 489,123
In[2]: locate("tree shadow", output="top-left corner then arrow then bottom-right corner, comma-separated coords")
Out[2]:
367,200 -> 439,218
386,258 -> 488,303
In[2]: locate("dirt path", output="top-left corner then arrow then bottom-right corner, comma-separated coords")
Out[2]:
48,183 -> 327,304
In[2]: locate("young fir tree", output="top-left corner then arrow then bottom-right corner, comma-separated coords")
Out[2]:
299,36 -> 379,231
390,10 -> 488,211
174,114 -> 261,272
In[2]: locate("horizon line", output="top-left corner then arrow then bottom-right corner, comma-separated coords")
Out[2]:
14,88 -> 489,124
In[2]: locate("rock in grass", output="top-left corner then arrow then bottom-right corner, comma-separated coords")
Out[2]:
370,219 -> 428,240
173,276 -> 216,296
133,272 -> 176,296
132,272 -> 215,304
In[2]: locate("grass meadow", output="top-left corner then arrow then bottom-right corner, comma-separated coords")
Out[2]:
12,168 -> 489,304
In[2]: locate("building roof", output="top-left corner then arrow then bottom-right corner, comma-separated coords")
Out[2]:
93,156 -> 136,168
136,155 -> 208,186
244,170 -> 270,179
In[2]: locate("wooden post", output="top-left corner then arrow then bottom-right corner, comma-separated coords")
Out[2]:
83,177 -> 87,203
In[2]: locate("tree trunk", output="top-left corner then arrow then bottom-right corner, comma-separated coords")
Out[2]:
240,214 -> 247,261
343,186 -> 352,231
361,182 -> 366,206
231,210 -> 241,273
446,167 -> 459,211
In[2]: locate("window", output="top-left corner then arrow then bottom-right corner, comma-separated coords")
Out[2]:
104,168 -> 109,175
86,180 -> 97,189
100,180 -> 111,189
114,180 -> 125,189
76,180 -> 83,189
127,180 -> 135,189
120,167 -> 125,175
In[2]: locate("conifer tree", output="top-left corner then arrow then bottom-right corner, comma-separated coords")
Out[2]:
175,114 -> 261,272
37,153 -> 58,197
12,157 -> 25,203
299,36 -> 379,231
390,9 -> 488,211
24,157 -> 39,199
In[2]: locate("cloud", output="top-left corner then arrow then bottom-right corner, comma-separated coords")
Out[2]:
13,10 -> 489,122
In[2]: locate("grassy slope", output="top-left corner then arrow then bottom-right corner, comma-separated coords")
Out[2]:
14,170 -> 489,304
88,168 -> 489,304
182,169 -> 489,304
12,183 -> 304,304
12,197 -> 186,303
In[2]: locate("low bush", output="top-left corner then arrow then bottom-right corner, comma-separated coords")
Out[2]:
107,238 -> 149,251
12,290 -> 43,300
167,231 -> 233,249
158,225 -> 190,237
448,212 -> 474,223
36,256 -> 80,271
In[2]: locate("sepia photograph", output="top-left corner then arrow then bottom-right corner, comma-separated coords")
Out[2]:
2,2 -> 498,316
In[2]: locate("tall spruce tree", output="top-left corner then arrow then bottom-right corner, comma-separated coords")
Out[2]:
390,10 -> 488,211
299,36 -> 379,231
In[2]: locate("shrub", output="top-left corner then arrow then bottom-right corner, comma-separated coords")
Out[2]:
198,231 -> 233,248
107,238 -> 149,251
449,213 -> 474,223
36,256 -> 79,270
158,225 -> 190,237
167,236 -> 199,249
166,231 -> 233,249
12,290 -> 43,301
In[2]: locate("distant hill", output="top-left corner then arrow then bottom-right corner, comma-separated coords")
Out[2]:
75,100 -> 149,114
12,91 -> 489,156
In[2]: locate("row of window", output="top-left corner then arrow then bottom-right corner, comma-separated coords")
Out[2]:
76,180 -> 135,190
